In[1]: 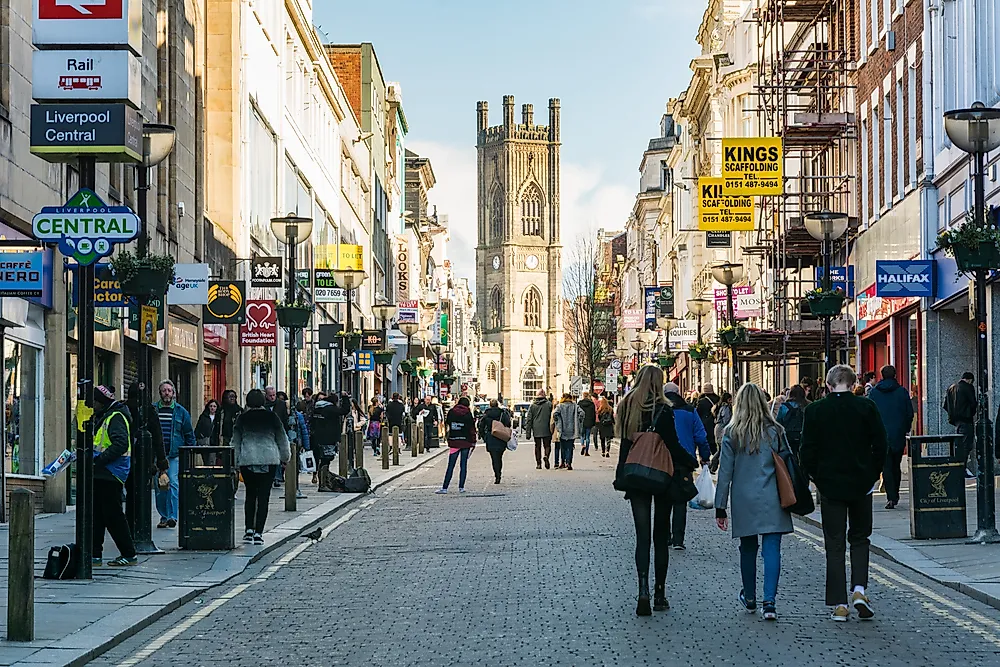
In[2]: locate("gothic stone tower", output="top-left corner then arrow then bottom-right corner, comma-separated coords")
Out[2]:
476,96 -> 565,402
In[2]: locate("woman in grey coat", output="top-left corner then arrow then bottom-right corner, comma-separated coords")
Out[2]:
552,393 -> 583,470
714,382 -> 793,622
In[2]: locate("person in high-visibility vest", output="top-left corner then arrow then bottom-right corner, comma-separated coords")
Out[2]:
93,385 -> 138,567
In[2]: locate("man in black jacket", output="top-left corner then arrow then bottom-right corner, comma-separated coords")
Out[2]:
93,385 -> 139,566
800,364 -> 887,623
385,393 -> 406,439
309,391 -> 352,477
944,372 -> 978,478
696,383 -> 721,454
868,365 -> 914,509
125,381 -> 168,538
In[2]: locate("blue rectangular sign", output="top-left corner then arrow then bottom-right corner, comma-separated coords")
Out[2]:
69,262 -> 129,307
644,286 -> 660,330
876,260 -> 934,298
354,350 -> 375,372
0,251 -> 44,297
815,266 -> 855,298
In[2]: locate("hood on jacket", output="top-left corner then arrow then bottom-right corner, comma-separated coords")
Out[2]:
449,403 -> 471,416
875,378 -> 902,392
664,392 -> 692,411
533,397 -> 550,405
314,399 -> 333,408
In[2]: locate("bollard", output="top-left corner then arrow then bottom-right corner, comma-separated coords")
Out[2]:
417,423 -> 424,454
7,489 -> 34,641
381,427 -> 390,470
284,445 -> 298,512
355,432 -> 364,471
410,424 -> 418,458
392,426 -> 400,466
339,437 -> 350,478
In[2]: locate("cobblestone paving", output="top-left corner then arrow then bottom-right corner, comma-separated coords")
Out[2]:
94,443 -> 1000,667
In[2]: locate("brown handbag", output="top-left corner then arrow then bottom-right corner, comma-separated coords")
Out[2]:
620,406 -> 675,494
772,449 -> 797,509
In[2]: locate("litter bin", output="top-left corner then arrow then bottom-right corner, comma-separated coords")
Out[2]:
179,446 -> 236,550
907,434 -> 967,539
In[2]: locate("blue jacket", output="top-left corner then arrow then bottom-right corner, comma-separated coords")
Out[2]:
665,393 -> 711,464
292,411 -> 310,450
157,401 -> 196,458
869,378 -> 914,453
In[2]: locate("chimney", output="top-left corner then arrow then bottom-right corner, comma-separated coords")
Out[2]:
503,95 -> 515,128
522,103 -> 533,126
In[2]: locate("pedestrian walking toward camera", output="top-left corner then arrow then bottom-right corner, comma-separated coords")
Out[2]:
212,389 -> 242,447
714,383 -> 793,621
154,379 -> 195,529
368,397 -> 384,455
524,389 -> 554,469
799,364 -> 887,622
92,385 -> 139,567
479,399 -> 512,484
597,395 -> 615,457
232,388 -> 291,545
944,371 -> 978,478
386,392 -> 406,441
663,382 -> 711,550
578,391 -> 597,456
553,393 -> 583,470
195,400 -> 217,445
436,396 -> 477,493
868,365 -> 914,510
613,365 -> 697,615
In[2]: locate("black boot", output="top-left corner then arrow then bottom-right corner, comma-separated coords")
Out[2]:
636,572 -> 652,616
653,583 -> 668,611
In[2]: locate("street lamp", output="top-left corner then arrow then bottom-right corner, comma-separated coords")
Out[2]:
686,298 -> 712,391
398,320 -> 419,403
944,101 -> 1000,544
130,123 -> 176,555
805,209 -> 849,370
639,329 -> 658,364
656,316 -> 675,354
271,214 -> 314,511
373,302 -> 396,399
712,263 -> 744,390
332,267 -> 367,401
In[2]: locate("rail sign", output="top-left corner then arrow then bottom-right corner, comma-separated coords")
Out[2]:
32,188 -> 139,265
32,49 -> 141,106
699,177 -> 754,231
721,137 -> 783,196
33,0 -> 142,53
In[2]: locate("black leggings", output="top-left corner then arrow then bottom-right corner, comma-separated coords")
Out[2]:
241,466 -> 275,534
489,448 -> 504,480
629,493 -> 670,587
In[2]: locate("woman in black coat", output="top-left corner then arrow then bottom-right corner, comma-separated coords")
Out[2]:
478,399 -> 512,484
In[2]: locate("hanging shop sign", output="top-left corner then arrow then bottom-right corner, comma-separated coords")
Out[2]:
644,286 -> 662,330
395,236 -> 410,303
714,286 -> 762,319
314,269 -> 347,303
250,256 -> 282,288
698,177 -> 754,231
32,188 -> 139,265
338,244 -> 364,271
203,280 -> 246,324
0,252 -> 45,297
857,284 -> 919,322
361,330 -> 386,350
33,0 -> 142,53
70,263 -> 125,306
397,299 -> 419,324
318,323 -> 343,350
657,284 -> 674,319
622,308 -> 643,329
32,49 -> 141,106
167,263 -> 209,305
128,294 -> 163,331
721,137 -> 783,195
667,320 -> 699,351
706,231 -> 732,248
875,260 -> 934,298
440,312 -> 449,346
240,300 -> 277,347
203,324 -> 228,353
139,305 -> 156,344
355,350 -> 375,372
816,265 -> 856,298
29,104 -> 142,162
605,367 -> 618,392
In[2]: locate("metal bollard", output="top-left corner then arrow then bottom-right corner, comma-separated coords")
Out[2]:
285,445 -> 298,512
392,426 -> 400,466
355,432 -> 364,470
381,427 -> 390,470
339,437 -> 349,478
410,424 -> 418,458
417,424 -> 424,454
7,489 -> 34,641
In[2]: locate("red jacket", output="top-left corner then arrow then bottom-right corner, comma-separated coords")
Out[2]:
445,403 -> 477,449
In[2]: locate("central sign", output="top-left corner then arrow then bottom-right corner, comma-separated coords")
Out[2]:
698,177 -> 754,231
32,188 -> 139,265
30,103 -> 142,162
32,49 -> 141,106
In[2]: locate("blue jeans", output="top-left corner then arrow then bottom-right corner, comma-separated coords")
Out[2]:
442,448 -> 471,490
155,456 -> 179,522
740,533 -> 782,603
560,439 -> 575,466
581,428 -> 593,452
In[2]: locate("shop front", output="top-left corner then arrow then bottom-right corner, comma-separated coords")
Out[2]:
167,319 -> 200,411
203,324 -> 228,402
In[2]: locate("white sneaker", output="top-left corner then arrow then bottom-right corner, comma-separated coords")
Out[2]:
243,529 -> 254,544
434,488 -> 448,494
459,488 -> 466,493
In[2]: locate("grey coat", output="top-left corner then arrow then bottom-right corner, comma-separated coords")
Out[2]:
232,408 -> 292,468
524,398 -> 553,439
713,426 -> 793,539
552,400 -> 583,441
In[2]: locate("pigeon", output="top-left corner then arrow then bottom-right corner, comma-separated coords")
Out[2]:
303,527 -> 323,541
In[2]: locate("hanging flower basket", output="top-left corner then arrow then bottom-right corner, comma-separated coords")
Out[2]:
936,210 -> 1000,274
418,368 -> 432,379
717,325 -> 748,347
952,241 -> 1000,273
338,331 -> 362,351
276,305 -> 312,328
806,290 -> 846,317
111,251 -> 176,298
373,350 -> 395,365
688,342 -> 712,361
657,354 -> 676,368
399,359 -> 417,374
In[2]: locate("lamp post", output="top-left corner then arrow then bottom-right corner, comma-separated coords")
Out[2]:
332,267 -> 367,402
130,123 -> 176,555
805,209 -> 849,370
373,302 -> 396,399
656,316 -> 675,363
712,263 -> 745,390
398,320 -> 419,403
271,214 -> 314,512
944,101 -> 1000,544
686,298 -> 712,394
630,337 -> 645,367
638,329 -> 658,364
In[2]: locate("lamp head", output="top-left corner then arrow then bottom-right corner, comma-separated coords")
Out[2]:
142,123 -> 176,167
804,209 -> 849,241
373,302 -> 396,323
686,297 -> 712,317
398,321 -> 420,337
331,268 -> 367,290
944,102 -> 1000,154
711,262 -> 745,287
270,214 -> 314,245
656,316 -> 676,331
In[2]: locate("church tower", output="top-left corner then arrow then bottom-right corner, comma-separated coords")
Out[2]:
476,96 -> 565,402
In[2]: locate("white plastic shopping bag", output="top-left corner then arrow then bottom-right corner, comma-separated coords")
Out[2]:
300,450 -> 316,473
695,465 -> 715,509
507,431 -> 518,451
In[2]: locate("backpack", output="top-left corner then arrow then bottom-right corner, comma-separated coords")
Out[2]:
43,543 -> 78,580
599,410 -> 614,426
344,467 -> 372,493
778,403 -> 804,444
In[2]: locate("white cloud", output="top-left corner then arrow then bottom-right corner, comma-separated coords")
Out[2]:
408,139 -> 633,293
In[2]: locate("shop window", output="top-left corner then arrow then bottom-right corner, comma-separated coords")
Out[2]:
4,341 -> 40,476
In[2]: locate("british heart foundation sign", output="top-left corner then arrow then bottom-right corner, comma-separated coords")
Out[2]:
240,300 -> 276,347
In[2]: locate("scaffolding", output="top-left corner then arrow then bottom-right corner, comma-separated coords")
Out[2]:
742,0 -> 857,383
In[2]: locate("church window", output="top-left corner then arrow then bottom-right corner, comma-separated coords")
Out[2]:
522,190 -> 542,236
490,192 -> 503,241
523,287 -> 542,327
490,286 -> 503,329
487,362 -> 497,381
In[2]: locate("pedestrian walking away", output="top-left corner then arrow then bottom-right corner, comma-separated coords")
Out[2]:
437,396 -> 477,493
868,365 -> 914,509
799,364 -> 888,622
597,395 -> 615,457
943,371 -> 978,478
776,385 -> 808,459
524,389 -> 553,469
578,391 -> 597,456
231,388 -> 291,545
613,365 -> 698,616
290,403 -> 311,499
663,382 -> 711,550
368,397 -> 384,455
310,392 -> 351,488
386,392 -> 406,442
154,379 -> 195,529
714,383 -> 794,621
553,393 -> 583,470
697,383 -> 721,457
92,385 -> 139,567
479,398 -> 512,483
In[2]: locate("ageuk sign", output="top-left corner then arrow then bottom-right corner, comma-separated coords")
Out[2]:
33,0 -> 142,53
875,260 -> 935,298
32,50 -> 141,106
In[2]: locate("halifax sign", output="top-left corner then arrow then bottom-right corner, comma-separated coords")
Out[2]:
875,260 -> 934,298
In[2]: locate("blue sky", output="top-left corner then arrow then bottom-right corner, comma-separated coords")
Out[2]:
314,0 -> 705,284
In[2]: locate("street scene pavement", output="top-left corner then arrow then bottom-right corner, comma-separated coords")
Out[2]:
87,444 -> 1000,667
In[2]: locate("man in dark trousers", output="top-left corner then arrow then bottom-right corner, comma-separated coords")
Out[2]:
800,364 -> 887,623
944,371 -> 978,478
385,392 -> 406,442
696,383 -> 721,455
93,385 -> 139,567
868,365 -> 914,509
